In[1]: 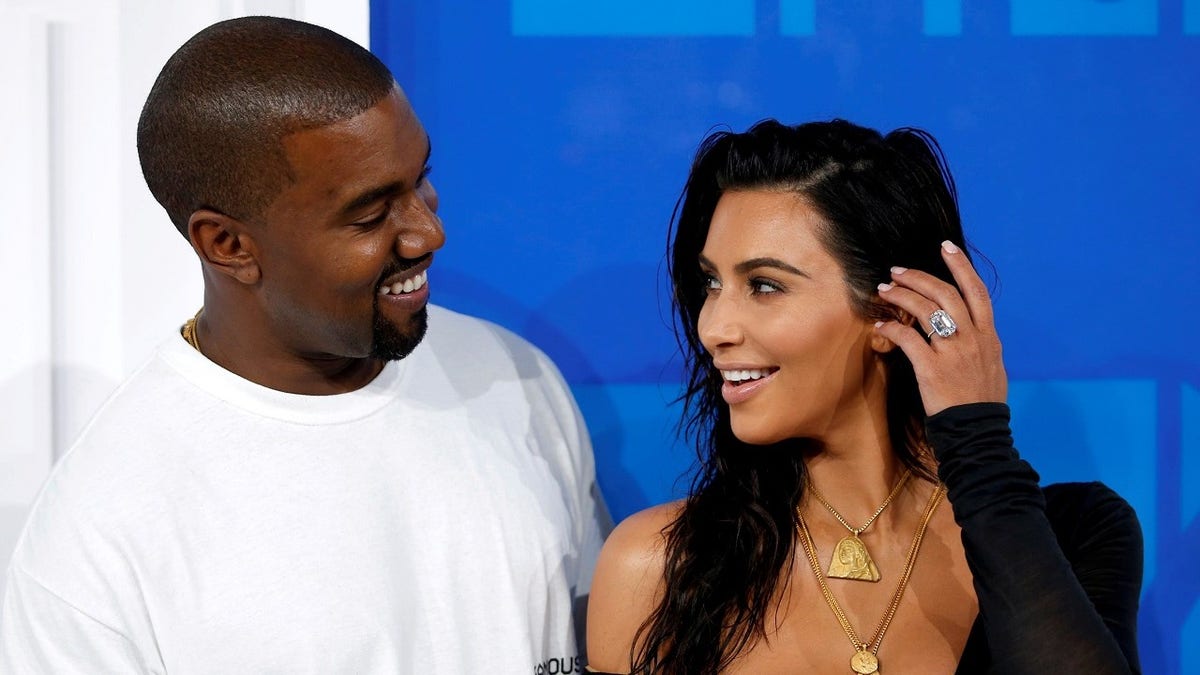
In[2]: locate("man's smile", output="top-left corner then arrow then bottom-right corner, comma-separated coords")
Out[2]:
378,269 -> 427,295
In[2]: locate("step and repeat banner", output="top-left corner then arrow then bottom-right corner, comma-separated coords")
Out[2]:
370,2 -> 1198,671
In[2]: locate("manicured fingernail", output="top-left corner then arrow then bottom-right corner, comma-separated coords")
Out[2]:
942,240 -> 961,254
874,321 -> 885,328
891,266 -> 907,275
877,282 -> 894,292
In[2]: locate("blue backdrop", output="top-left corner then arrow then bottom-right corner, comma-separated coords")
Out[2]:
370,1 -> 1199,671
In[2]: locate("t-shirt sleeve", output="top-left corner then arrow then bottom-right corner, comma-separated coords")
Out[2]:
521,344 -> 614,658
528,346 -> 613,598
0,564 -> 154,674
927,402 -> 1142,674
566,402 -> 613,600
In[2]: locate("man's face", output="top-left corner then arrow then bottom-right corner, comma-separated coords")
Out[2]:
250,88 -> 444,362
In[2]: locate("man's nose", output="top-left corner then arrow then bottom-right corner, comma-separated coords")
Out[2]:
395,187 -> 445,259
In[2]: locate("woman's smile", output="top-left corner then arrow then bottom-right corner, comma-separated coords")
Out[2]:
716,365 -> 780,405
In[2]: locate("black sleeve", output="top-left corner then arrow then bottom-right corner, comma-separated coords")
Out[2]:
927,402 -> 1142,675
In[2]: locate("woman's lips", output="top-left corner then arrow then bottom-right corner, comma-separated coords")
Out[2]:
720,369 -> 777,405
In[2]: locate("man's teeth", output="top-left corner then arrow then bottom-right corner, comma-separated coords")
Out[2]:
379,270 -> 427,295
722,369 -> 770,383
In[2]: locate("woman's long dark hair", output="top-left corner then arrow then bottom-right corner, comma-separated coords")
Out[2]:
630,119 -> 971,673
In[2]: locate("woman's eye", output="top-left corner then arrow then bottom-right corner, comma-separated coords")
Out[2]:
751,279 -> 781,294
703,274 -> 721,292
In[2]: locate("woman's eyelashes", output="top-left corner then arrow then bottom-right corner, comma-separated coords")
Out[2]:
749,277 -> 783,295
700,272 -> 785,296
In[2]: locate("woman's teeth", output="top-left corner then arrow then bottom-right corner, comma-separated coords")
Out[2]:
722,368 -> 771,383
378,270 -> 427,295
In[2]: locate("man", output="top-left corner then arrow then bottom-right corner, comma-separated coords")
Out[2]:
1,16 -> 608,672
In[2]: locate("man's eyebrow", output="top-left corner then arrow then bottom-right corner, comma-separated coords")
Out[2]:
339,135 -> 433,216
697,253 -> 810,278
340,182 -> 402,216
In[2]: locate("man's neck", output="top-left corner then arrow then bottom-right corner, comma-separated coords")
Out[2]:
192,307 -> 387,395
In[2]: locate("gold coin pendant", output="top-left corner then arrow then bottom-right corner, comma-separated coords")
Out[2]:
850,650 -> 879,674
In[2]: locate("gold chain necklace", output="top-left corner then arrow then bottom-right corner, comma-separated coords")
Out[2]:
181,308 -> 203,352
797,483 -> 945,674
805,468 -> 911,582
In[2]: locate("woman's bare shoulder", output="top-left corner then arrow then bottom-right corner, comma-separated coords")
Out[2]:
586,500 -> 685,671
601,500 -> 683,567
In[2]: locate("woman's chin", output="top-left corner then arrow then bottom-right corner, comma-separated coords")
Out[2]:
730,422 -> 788,447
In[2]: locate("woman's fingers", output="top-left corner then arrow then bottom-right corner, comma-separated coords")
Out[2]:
876,281 -> 962,340
873,241 -> 1007,416
939,240 -> 995,332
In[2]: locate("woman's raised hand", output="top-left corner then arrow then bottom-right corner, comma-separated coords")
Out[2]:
873,240 -> 1008,416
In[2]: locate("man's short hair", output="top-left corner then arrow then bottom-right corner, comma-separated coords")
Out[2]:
137,16 -> 396,235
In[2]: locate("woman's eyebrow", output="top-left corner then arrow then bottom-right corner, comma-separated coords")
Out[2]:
698,253 -> 810,278
735,257 -> 809,278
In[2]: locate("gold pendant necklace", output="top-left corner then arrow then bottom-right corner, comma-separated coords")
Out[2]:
797,483 -> 945,674
181,307 -> 203,352
806,469 -> 911,582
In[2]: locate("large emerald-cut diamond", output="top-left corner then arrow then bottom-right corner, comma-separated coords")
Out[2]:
929,309 -> 957,338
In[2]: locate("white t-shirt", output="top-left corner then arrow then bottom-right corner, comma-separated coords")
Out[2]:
1,305 -> 608,674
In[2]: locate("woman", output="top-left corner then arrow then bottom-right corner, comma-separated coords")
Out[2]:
586,120 -> 1141,674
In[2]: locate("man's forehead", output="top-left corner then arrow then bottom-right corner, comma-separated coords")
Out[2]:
279,91 -> 426,180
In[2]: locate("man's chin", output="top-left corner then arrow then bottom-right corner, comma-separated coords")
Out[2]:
370,306 -> 428,361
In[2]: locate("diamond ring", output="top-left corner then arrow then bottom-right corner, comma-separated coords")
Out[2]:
927,309 -> 957,339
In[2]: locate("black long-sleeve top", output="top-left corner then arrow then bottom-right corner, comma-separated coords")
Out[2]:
935,403 -> 1142,674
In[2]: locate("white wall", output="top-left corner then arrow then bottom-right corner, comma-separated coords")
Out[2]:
0,0 -> 370,590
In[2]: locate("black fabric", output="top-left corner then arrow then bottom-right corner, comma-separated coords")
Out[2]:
933,403 -> 1142,674
587,403 -> 1143,674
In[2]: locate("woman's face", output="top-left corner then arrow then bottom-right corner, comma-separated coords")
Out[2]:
697,189 -> 885,445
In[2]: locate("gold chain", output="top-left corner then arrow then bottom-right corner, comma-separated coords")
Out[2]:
807,468 -> 911,536
181,308 -> 203,352
797,483 -> 945,672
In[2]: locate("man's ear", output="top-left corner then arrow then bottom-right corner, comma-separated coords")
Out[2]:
869,308 -> 915,354
188,209 -> 262,285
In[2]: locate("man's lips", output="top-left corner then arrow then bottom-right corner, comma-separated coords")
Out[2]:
377,269 -> 428,296
377,257 -> 432,297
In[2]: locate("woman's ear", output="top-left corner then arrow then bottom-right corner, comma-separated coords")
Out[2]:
869,308 -> 915,354
188,209 -> 262,285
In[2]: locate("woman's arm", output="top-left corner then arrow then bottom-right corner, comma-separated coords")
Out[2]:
931,403 -> 1141,674
875,243 -> 1141,673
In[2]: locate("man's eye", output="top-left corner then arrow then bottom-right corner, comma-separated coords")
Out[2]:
417,164 -> 433,186
355,207 -> 389,227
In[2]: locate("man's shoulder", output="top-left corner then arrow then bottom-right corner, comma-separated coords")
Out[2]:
16,339 -> 196,538
420,305 -> 585,445
6,366 -> 178,597
427,304 -> 539,350
64,339 -> 200,457
424,304 -> 558,378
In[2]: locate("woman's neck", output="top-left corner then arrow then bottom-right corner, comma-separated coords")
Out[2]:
799,378 -> 917,521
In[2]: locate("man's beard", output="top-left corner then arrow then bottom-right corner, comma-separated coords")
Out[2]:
370,303 -> 428,361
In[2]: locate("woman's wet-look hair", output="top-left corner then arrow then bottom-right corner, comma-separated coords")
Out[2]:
630,119 -> 974,674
